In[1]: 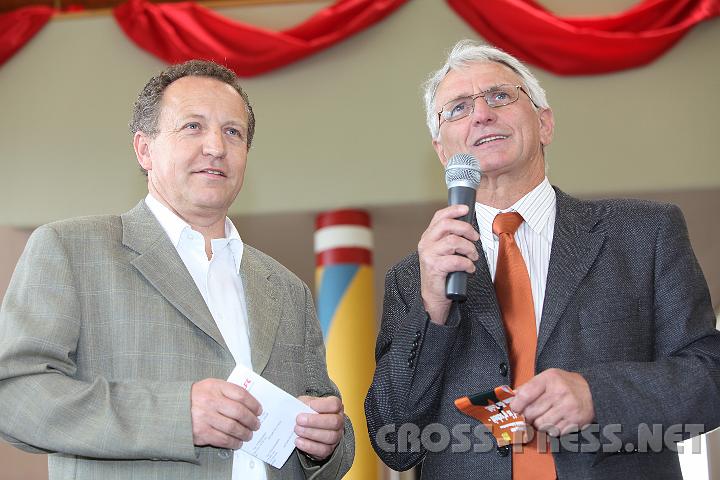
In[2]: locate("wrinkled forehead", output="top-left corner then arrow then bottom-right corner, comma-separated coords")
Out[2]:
434,61 -> 523,109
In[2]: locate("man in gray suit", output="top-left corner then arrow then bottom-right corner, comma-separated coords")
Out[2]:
365,40 -> 720,479
0,60 -> 353,479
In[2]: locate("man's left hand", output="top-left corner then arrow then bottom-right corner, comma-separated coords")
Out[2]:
511,368 -> 595,436
295,396 -> 345,461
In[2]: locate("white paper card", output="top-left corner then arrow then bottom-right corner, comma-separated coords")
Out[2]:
227,364 -> 315,468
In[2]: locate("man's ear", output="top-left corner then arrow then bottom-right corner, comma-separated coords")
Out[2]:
432,138 -> 449,168
133,131 -> 153,172
538,107 -> 554,147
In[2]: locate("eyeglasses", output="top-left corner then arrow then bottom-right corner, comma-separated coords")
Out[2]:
437,84 -> 535,127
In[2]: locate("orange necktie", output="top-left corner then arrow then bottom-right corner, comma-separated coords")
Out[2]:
492,212 -> 556,480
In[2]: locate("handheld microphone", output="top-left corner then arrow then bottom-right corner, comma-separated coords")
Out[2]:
444,153 -> 482,301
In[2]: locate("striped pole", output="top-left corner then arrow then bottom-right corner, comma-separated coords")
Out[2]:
314,209 -> 379,480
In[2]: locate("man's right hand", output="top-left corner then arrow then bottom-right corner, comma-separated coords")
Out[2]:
418,204 -> 480,325
190,378 -> 262,449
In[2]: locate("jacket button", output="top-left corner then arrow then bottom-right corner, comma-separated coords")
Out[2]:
499,363 -> 508,377
218,449 -> 232,459
496,445 -> 511,457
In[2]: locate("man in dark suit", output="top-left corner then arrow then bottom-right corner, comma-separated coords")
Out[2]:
0,60 -> 353,479
365,39 -> 720,479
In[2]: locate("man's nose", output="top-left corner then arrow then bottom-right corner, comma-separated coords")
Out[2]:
202,129 -> 226,158
471,96 -> 497,125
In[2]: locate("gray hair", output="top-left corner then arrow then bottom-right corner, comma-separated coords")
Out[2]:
130,60 -> 256,173
423,40 -> 549,140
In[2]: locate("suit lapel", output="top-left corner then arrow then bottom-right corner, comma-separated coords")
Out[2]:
240,247 -> 281,374
462,213 -> 507,352
536,189 -> 605,357
121,201 -> 230,353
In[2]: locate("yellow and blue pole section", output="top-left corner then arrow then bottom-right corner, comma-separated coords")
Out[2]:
314,210 -> 379,480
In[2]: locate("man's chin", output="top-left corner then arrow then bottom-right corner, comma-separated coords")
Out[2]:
474,156 -> 512,175
182,195 -> 234,216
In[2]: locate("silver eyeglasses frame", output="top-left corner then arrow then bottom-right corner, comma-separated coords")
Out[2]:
437,84 -> 537,128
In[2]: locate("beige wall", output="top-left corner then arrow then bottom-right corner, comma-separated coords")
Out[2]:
710,427 -> 720,479
0,227 -> 31,296
1,0 -> 719,226
0,228 -> 40,480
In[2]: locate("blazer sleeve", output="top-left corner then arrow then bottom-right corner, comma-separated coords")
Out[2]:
0,225 -> 198,463
578,204 -> 720,456
364,258 -> 463,471
296,282 -> 355,479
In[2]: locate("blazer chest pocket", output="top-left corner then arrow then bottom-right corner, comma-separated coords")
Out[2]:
578,299 -> 641,328
270,343 -> 304,364
263,343 -> 305,391
578,300 -> 653,362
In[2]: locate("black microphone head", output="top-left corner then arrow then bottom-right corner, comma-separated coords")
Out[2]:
445,153 -> 481,189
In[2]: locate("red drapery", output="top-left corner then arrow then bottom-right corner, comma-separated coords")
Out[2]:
2,1 -> 719,76
114,0 -> 409,76
447,0 -> 720,75
0,5 -> 54,68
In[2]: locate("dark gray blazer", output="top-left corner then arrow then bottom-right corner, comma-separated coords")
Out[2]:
365,189 -> 720,479
0,201 -> 354,480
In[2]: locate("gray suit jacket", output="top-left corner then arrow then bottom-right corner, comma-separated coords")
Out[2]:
0,201 -> 354,479
365,189 -> 720,479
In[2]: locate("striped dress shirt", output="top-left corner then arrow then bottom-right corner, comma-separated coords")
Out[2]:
475,178 -> 557,333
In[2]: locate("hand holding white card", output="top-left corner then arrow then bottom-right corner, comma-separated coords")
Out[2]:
227,364 -> 315,468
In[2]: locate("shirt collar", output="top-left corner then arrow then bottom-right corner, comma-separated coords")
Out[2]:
145,193 -> 190,247
475,177 -> 556,247
511,177 -> 555,235
222,218 -> 244,274
144,193 -> 244,273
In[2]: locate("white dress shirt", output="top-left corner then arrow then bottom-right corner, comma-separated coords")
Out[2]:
145,194 -> 267,480
475,178 -> 557,333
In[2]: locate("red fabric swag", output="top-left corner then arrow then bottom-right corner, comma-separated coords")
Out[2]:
447,0 -> 720,75
0,5 -> 54,68
114,0 -> 409,76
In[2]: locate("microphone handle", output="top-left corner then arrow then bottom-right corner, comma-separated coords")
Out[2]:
446,186 -> 477,302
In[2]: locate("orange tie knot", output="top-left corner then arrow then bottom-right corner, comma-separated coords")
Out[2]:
492,212 -> 524,236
